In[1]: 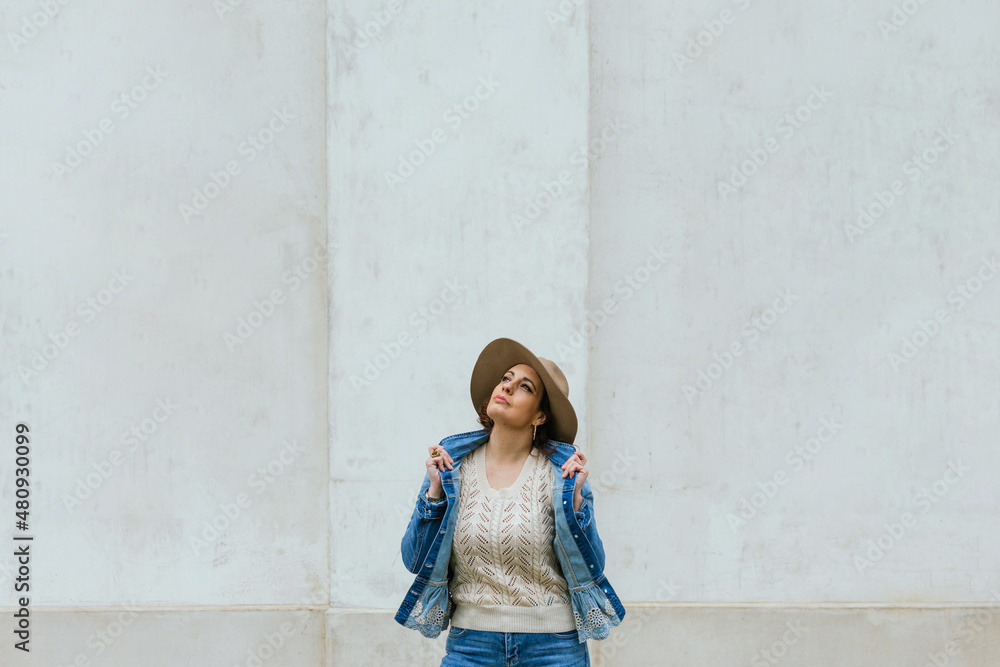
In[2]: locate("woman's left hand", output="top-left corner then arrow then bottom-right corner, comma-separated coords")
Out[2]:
561,451 -> 589,494
562,452 -> 588,512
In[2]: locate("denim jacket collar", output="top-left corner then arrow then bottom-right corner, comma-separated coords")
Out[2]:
437,428 -> 581,486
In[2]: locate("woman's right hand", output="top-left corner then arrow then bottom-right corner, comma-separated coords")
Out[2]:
425,445 -> 454,492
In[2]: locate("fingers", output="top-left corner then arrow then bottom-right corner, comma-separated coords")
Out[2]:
426,447 -> 453,470
428,457 -> 451,471
561,452 -> 587,478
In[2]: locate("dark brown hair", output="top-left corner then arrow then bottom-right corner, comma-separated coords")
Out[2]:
476,387 -> 557,456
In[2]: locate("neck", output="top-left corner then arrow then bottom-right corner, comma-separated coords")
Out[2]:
484,423 -> 533,463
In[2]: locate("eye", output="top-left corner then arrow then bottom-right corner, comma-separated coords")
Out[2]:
521,383 -> 532,392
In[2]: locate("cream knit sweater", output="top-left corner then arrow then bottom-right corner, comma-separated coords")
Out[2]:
448,445 -> 576,633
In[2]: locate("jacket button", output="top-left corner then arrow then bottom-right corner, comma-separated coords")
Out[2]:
573,534 -> 578,538
563,500 -> 567,504
590,564 -> 594,568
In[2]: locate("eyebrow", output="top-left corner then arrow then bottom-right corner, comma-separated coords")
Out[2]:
504,370 -> 536,389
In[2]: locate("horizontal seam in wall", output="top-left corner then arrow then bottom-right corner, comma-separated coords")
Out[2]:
625,602 -> 1000,608
0,605 -> 330,612
13,603 -> 1000,613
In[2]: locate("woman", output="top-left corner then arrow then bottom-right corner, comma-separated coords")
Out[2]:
395,337 -> 625,666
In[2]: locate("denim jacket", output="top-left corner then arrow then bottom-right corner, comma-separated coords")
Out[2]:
395,428 -> 626,644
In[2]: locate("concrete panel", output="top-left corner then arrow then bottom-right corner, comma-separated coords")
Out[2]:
328,606 -> 1000,666
588,0 -> 1000,603
591,605 -> 1000,667
5,608 -> 325,667
329,0 -> 592,610
330,608 -> 450,667
0,0 -> 327,605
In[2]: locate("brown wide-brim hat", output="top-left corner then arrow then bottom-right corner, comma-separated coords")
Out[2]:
470,337 -> 578,445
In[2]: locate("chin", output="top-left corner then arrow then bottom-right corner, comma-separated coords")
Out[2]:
485,404 -> 510,424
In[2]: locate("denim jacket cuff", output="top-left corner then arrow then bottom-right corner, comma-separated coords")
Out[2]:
416,491 -> 447,519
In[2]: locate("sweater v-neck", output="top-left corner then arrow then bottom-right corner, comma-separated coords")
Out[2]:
476,445 -> 537,494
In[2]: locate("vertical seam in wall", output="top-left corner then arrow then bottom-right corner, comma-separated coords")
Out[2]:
585,1 -> 594,461
584,8 -> 596,662
324,0 -> 333,652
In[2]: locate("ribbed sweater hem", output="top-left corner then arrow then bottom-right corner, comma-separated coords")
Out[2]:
451,602 -> 577,633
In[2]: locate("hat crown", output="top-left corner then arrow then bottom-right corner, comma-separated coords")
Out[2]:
536,357 -> 568,397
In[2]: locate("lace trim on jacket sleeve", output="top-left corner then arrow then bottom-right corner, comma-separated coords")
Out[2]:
402,588 -> 452,638
569,584 -> 623,642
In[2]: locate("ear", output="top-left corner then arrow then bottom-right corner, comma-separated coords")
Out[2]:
533,412 -> 548,426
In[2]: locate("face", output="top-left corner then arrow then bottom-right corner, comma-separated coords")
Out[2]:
486,363 -> 548,430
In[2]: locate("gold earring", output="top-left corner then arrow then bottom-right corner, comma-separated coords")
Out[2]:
533,424 -> 537,441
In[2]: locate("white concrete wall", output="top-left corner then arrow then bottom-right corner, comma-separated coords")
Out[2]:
2,0 -> 327,664
590,0 -> 1000,600
585,0 -> 1000,664
328,0 -> 590,620
3,0 -> 998,665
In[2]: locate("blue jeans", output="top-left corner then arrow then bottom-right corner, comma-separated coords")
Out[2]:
440,626 -> 590,667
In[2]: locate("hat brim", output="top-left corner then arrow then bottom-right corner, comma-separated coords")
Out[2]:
470,338 -> 578,445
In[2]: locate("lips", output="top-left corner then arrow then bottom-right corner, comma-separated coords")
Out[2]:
494,395 -> 508,404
